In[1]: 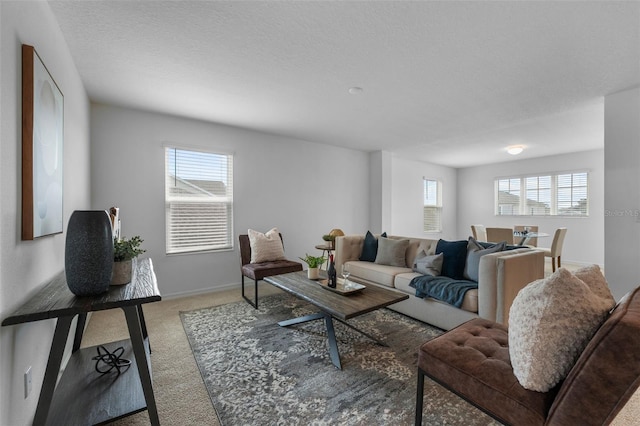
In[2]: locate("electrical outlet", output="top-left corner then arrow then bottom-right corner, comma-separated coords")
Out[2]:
24,367 -> 32,398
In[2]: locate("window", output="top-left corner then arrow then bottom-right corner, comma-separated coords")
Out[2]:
495,172 -> 588,216
497,178 -> 520,215
165,147 -> 233,254
525,175 -> 551,215
423,179 -> 442,232
557,173 -> 588,215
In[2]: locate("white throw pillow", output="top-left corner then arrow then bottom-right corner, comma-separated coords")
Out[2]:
508,268 -> 613,392
248,228 -> 286,263
573,264 -> 616,308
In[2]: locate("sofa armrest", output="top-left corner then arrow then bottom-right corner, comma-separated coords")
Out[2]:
477,249 -> 545,324
334,235 -> 365,274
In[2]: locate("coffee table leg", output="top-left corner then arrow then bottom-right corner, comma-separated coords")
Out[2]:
324,314 -> 342,369
277,312 -> 342,369
278,312 -> 324,327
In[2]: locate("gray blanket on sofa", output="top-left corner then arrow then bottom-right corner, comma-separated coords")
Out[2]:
409,275 -> 478,308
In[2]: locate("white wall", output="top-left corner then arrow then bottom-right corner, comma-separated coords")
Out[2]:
390,155 -> 458,239
0,2 -> 91,425
90,104 -> 371,297
368,151 -> 392,233
604,86 -> 640,299
457,149 -> 605,266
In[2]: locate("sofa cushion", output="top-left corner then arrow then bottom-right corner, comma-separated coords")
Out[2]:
248,228 -> 286,263
508,268 -> 614,392
375,237 -> 410,267
413,251 -> 443,276
359,231 -> 386,262
464,237 -> 505,282
347,261 -> 410,288
436,239 -> 468,280
403,240 -> 423,270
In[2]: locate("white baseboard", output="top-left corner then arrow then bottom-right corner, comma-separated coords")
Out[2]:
161,282 -> 243,299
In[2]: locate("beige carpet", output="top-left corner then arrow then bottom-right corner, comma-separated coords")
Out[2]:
81,272 -> 639,425
79,285 -> 283,425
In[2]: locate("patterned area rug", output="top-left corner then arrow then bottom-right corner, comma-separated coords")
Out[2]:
180,293 -> 498,425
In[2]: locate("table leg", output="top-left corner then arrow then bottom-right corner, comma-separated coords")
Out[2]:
415,368 -> 425,426
277,312 -> 324,327
72,313 -> 87,352
324,314 -> 342,369
122,305 -> 160,426
33,315 -> 74,425
277,312 -> 342,369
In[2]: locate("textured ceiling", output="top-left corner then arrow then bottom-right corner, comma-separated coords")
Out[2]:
48,1 -> 639,167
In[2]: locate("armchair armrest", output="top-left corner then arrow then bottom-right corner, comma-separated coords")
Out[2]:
334,235 -> 365,273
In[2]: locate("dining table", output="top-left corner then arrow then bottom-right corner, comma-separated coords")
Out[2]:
513,231 -> 549,246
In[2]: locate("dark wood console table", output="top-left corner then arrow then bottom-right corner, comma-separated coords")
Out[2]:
2,258 -> 161,425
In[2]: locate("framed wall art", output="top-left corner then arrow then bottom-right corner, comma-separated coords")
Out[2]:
22,44 -> 64,240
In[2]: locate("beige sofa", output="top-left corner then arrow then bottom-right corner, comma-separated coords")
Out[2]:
334,234 -> 545,330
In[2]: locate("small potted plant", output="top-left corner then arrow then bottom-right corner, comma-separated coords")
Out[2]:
322,229 -> 344,249
322,234 -> 335,249
112,235 -> 146,285
299,253 -> 326,280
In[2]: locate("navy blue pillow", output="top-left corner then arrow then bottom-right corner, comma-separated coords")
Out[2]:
359,231 -> 387,262
435,239 -> 468,280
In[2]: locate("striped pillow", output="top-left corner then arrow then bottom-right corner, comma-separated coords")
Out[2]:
248,228 -> 286,263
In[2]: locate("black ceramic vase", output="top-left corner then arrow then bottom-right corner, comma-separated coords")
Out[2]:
65,210 -> 114,296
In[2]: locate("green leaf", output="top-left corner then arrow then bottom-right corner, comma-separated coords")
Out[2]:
114,235 -> 146,262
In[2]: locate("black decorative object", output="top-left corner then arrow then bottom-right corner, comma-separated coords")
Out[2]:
92,345 -> 131,375
65,210 -> 114,296
327,254 -> 337,288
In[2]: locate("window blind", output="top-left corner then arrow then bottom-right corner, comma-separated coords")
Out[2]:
495,172 -> 588,216
165,147 -> 234,254
423,179 -> 442,232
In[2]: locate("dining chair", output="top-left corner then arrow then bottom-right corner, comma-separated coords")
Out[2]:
485,227 -> 514,244
540,227 -> 567,272
470,225 -> 487,242
514,225 -> 539,247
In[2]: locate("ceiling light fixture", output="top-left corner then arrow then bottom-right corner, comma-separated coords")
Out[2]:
506,145 -> 525,155
348,87 -> 363,95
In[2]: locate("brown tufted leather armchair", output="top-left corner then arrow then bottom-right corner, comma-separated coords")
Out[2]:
415,286 -> 640,425
239,233 -> 302,309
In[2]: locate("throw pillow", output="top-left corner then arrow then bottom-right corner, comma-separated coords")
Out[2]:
413,251 -> 443,276
573,264 -> 616,308
463,237 -> 505,282
508,268 -> 614,392
375,237 -> 410,267
248,228 -> 286,263
359,231 -> 387,262
435,239 -> 468,280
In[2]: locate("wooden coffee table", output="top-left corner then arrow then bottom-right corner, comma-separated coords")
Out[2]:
264,271 -> 409,369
